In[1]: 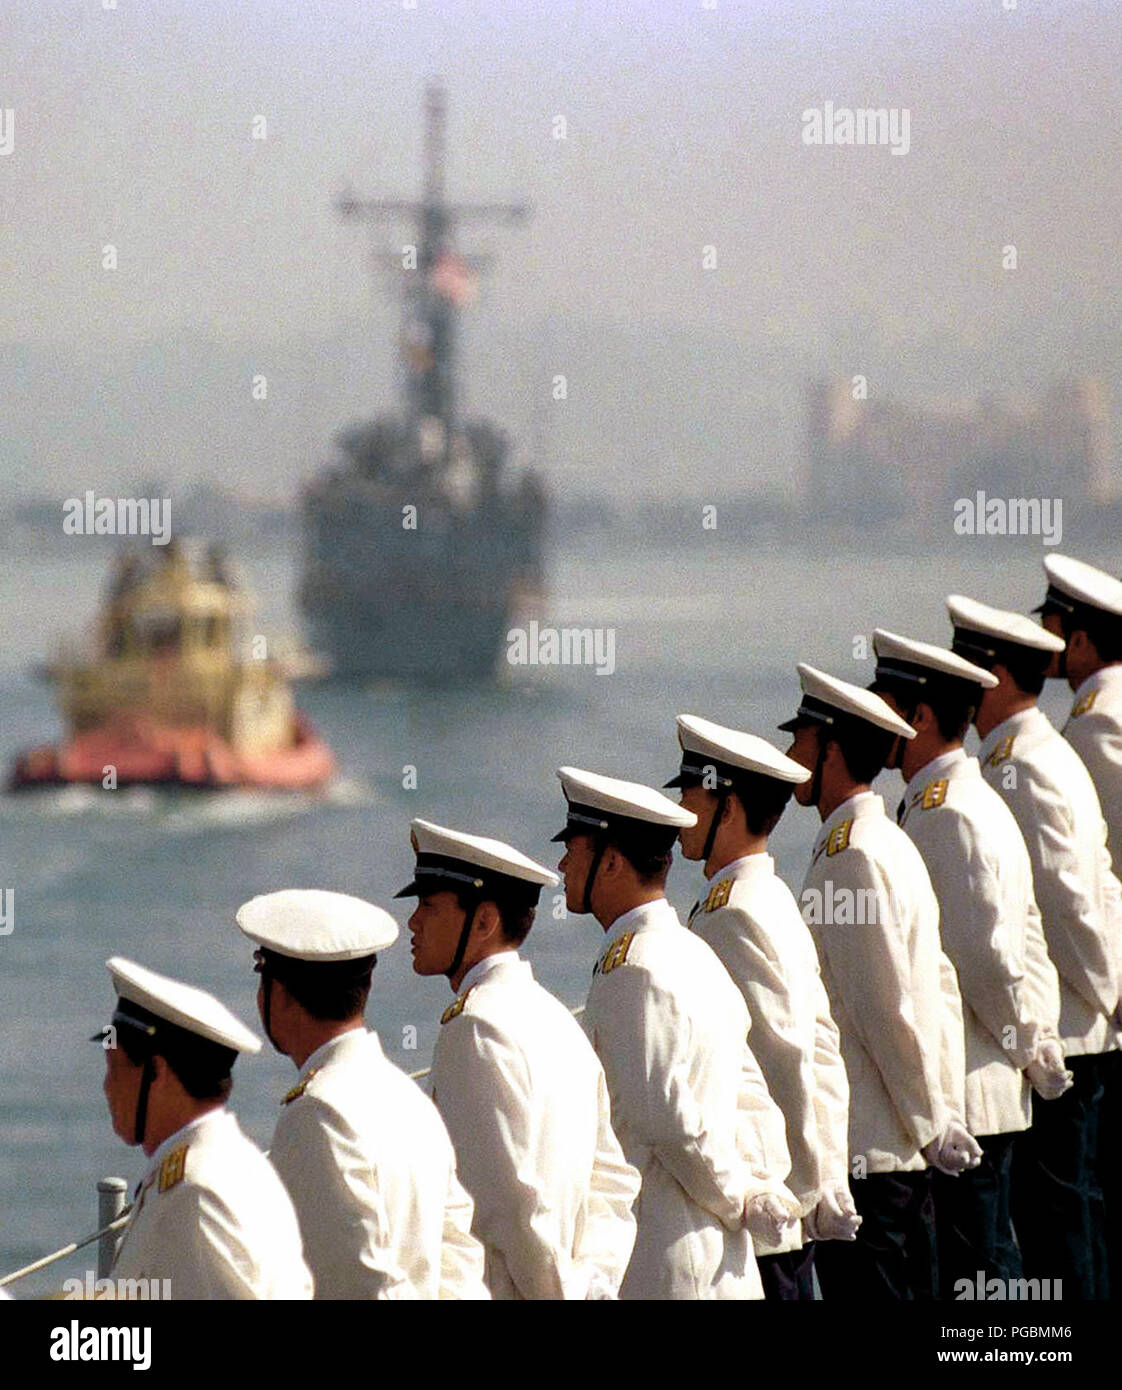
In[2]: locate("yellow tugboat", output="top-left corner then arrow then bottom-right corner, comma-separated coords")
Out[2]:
10,541 -> 336,791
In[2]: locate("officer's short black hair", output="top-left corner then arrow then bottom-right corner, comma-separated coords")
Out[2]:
605,835 -> 673,886
115,1009 -> 236,1102
999,648 -> 1048,698
268,955 -> 376,1023
871,676 -> 979,745
452,888 -> 538,947
827,722 -> 896,785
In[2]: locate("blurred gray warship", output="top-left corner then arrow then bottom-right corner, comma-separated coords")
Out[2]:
299,85 -> 546,682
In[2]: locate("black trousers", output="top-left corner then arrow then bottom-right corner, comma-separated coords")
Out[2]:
1010,1052 -> 1109,1299
814,1169 -> 937,1300
933,1129 -> 1020,1294
1097,1049 -> 1121,1296
757,1243 -> 817,1301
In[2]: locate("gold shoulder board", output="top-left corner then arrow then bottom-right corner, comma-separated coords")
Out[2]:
158,1145 -> 188,1193
441,987 -> 477,1025
283,1067 -> 319,1105
825,820 -> 853,856
600,931 -> 635,975
986,735 -> 1015,767
1071,690 -> 1098,718
921,779 -> 948,810
704,879 -> 734,913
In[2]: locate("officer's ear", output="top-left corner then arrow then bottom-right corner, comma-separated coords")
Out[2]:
472,900 -> 504,944
912,701 -> 937,735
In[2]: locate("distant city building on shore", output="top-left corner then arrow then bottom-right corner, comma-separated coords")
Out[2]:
806,376 -> 1119,520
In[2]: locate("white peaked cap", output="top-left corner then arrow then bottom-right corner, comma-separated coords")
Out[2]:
554,766 -> 698,837
873,628 -> 998,689
397,819 -> 559,896
671,714 -> 810,785
106,956 -> 261,1054
782,663 -> 917,740
947,594 -> 1065,654
1042,554 -> 1122,619
236,889 -> 399,960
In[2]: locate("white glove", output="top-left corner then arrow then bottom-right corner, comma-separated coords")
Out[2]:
1025,1038 -> 1073,1101
923,1121 -> 983,1176
805,1183 -> 862,1243
583,1274 -> 617,1301
742,1189 -> 800,1246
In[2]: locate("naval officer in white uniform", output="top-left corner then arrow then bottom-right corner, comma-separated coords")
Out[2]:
94,957 -> 312,1299
870,629 -> 1072,1290
236,889 -> 488,1300
1036,553 -> 1122,1290
399,819 -> 641,1299
554,766 -> 799,1300
780,665 -> 981,1301
665,714 -> 857,1300
948,594 -> 1120,1299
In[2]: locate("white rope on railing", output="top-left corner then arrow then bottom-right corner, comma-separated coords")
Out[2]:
0,1209 -> 133,1289
408,1002 -> 586,1081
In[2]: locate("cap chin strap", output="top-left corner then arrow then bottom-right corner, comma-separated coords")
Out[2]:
701,792 -> 728,869
134,1053 -> 156,1147
447,897 -> 481,981
582,838 -> 608,917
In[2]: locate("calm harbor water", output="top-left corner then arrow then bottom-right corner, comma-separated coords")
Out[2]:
0,524 -> 1102,1292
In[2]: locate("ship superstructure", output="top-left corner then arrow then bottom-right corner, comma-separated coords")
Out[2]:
299,85 -> 545,681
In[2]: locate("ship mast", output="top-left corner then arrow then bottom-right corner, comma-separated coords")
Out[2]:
336,84 -> 530,466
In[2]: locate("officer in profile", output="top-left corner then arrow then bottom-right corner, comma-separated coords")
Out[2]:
947,594 -> 1119,1299
667,714 -> 858,1300
870,629 -> 1071,1291
554,765 -> 799,1300
780,664 -> 980,1300
236,888 -> 489,1300
94,956 -> 312,1299
1035,554 -> 1122,1290
400,819 -> 641,1299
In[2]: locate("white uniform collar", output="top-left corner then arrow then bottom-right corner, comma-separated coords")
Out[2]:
979,705 -> 1049,757
604,896 -> 678,947
705,851 -> 773,884
299,1025 -> 374,1080
904,746 -> 967,798
148,1106 -> 228,1171
820,789 -> 880,833
459,950 -> 524,994
1073,666 -> 1122,702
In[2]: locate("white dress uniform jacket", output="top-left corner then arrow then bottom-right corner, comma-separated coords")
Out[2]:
800,792 -> 966,1174
1064,666 -> 1122,872
978,707 -> 1120,1056
268,1028 -> 488,1300
430,952 -> 640,1299
688,853 -> 850,1253
899,749 -> 1046,1137
583,897 -> 792,1301
112,1108 -> 312,1299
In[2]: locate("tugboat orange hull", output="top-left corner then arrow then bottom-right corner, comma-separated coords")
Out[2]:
9,713 -> 335,792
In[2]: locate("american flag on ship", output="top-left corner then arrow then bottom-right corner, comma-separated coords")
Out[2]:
428,252 -> 478,306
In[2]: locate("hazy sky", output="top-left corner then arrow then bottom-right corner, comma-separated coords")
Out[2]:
4,0 -> 1120,500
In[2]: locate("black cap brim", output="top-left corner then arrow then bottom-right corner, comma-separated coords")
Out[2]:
393,880 -> 419,899
662,773 -> 688,789
550,827 -> 571,843
776,715 -> 805,733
